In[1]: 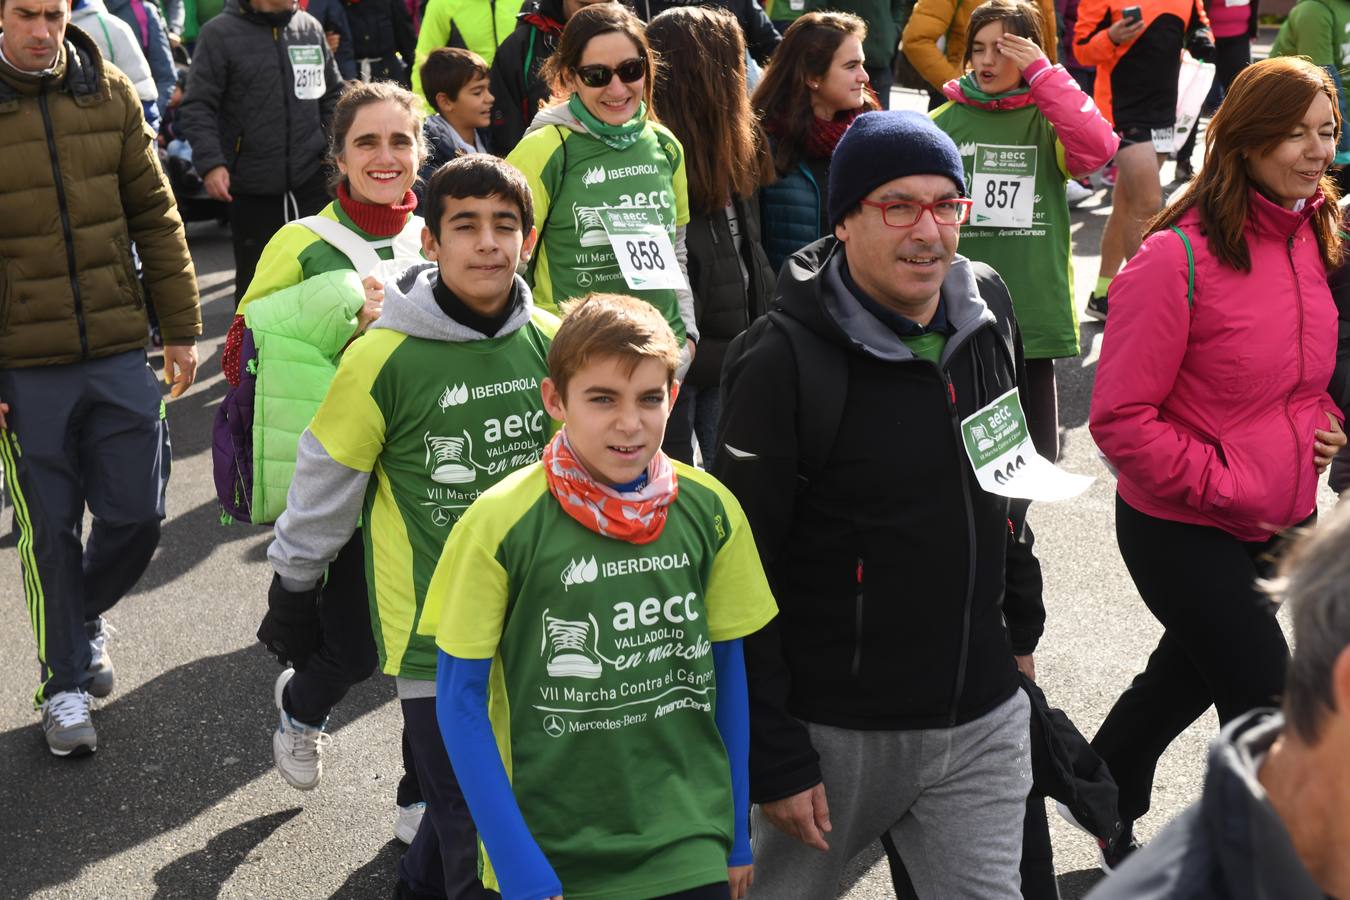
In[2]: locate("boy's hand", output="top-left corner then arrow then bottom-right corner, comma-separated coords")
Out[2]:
995,33 -> 1046,74
760,782 -> 831,851
257,574 -> 323,667
0,398 -> 9,430
729,865 -> 753,899
357,276 -> 385,332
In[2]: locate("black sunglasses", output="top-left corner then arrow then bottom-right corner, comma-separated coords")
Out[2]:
575,57 -> 646,89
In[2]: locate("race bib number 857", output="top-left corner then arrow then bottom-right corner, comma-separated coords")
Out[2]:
971,144 -> 1037,229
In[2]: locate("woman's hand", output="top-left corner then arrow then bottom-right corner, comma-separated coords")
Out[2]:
357,275 -> 385,332
996,33 -> 1047,74
1314,411 -> 1347,474
729,865 -> 754,900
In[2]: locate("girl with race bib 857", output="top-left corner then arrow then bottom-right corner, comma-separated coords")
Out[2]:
931,0 -> 1118,460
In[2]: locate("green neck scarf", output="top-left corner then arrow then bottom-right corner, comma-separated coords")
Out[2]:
956,73 -> 1031,104
569,93 -> 648,151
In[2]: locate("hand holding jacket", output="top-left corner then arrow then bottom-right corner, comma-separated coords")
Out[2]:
258,573 -> 322,667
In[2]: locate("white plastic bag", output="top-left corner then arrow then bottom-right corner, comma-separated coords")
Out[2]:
1174,52 -> 1217,153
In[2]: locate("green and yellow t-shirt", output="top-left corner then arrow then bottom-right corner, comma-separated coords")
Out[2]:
506,121 -> 691,344
308,308 -> 559,680
419,463 -> 777,898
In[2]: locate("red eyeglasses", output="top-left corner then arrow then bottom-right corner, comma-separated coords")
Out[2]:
859,198 -> 973,227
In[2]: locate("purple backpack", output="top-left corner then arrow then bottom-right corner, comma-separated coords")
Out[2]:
212,330 -> 258,524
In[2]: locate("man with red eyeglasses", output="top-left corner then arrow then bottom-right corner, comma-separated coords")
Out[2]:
713,110 -> 1046,899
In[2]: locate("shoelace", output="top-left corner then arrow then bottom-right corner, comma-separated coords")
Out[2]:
282,718 -> 334,762
89,621 -> 118,666
425,433 -> 469,465
544,616 -> 592,653
46,691 -> 91,728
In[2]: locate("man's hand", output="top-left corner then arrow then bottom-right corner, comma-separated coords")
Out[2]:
257,574 -> 323,668
729,865 -> 754,900
1314,411 -> 1347,474
760,783 -> 831,851
0,399 -> 9,430
1014,653 -> 1036,682
1107,16 -> 1145,45
325,30 -> 341,52
204,165 -> 233,202
163,344 -> 199,398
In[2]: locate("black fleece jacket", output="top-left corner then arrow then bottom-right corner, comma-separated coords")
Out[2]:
712,238 -> 1046,802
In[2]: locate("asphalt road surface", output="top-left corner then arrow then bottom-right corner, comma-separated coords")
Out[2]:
0,98 -> 1337,900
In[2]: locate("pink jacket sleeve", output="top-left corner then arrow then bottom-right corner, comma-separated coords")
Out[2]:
1088,229 -> 1235,512
1025,59 -> 1120,178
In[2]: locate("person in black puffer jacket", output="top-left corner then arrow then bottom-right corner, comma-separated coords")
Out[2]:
342,0 -> 416,84
178,0 -> 343,301
648,6 -> 776,465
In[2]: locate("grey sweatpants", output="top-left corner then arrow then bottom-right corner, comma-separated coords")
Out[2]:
749,689 -> 1032,900
0,351 -> 170,705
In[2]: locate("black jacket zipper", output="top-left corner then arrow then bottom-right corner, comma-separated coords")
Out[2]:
276,27 -> 293,190
39,89 -> 89,358
851,558 -> 864,677
944,371 -> 978,727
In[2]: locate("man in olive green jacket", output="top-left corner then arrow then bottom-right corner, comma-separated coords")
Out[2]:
0,0 -> 201,758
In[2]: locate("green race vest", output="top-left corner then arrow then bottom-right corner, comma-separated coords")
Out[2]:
422,464 -> 777,897
308,310 -> 558,679
507,122 -> 690,344
933,100 -> 1079,359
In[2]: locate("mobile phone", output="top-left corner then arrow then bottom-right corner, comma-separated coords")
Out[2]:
1122,6 -> 1143,23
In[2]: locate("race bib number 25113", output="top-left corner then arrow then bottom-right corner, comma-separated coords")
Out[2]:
288,45 -> 326,100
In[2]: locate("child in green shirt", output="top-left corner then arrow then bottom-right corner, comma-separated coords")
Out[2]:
419,293 -> 778,900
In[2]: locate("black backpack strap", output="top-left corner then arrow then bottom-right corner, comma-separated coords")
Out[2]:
767,309 -> 847,486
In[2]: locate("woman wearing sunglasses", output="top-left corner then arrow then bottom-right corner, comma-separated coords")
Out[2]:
506,2 -> 698,376
752,11 -> 880,274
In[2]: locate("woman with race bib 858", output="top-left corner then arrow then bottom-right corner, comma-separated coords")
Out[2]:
506,3 -> 698,375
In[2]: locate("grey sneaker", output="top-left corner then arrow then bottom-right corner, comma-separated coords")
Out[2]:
86,618 -> 115,699
272,668 -> 331,790
41,689 -> 97,757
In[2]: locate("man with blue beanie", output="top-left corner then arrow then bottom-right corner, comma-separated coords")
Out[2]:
713,110 -> 1045,898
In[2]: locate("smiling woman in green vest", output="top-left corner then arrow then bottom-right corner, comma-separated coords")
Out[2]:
506,2 -> 699,377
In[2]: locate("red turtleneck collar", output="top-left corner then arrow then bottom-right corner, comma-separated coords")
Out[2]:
337,182 -> 417,237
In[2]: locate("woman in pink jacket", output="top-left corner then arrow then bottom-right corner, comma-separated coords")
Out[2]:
1084,56 -> 1348,870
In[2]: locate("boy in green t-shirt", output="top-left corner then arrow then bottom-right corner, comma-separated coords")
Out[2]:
417,294 -> 778,900
256,156 -> 557,899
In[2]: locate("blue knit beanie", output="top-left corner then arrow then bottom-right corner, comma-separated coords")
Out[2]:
828,111 -> 967,227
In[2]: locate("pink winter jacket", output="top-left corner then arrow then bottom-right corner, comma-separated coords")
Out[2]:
1090,190 -> 1344,541
941,58 -> 1119,177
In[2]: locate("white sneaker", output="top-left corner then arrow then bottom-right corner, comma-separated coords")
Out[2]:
1065,178 -> 1093,207
394,801 -> 425,845
271,668 -> 331,791
86,618 -> 116,699
42,689 -> 97,757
